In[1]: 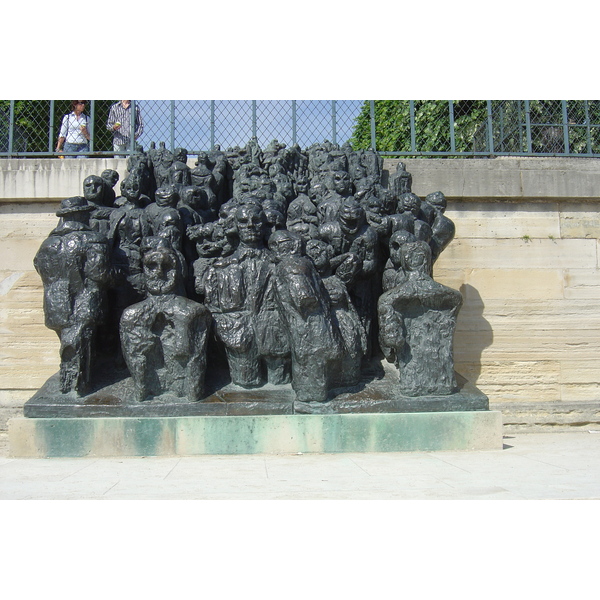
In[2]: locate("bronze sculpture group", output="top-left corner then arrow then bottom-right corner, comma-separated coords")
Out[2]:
34,138 -> 462,407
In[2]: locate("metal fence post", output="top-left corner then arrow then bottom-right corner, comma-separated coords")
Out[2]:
252,101 -> 257,139
130,100 -> 137,155
486,100 -> 494,156
89,100 -> 95,153
331,101 -> 337,145
292,100 -> 297,146
49,100 -> 55,153
369,101 -> 376,151
409,101 -> 416,152
449,100 -> 456,153
210,100 -> 215,150
584,100 -> 592,154
524,100 -> 532,153
8,100 -> 15,156
561,100 -> 570,155
170,101 -> 175,151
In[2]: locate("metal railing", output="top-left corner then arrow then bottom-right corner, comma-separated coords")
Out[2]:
2,100 -> 600,158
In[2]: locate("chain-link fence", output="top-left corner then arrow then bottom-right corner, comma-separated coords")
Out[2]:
0,100 -> 364,157
2,100 -> 600,158
472,100 -> 600,155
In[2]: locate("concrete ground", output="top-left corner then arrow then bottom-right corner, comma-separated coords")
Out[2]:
1,430 -> 599,500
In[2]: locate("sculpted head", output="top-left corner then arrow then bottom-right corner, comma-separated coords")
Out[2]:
426,191 -> 447,212
400,241 -> 432,274
83,175 -> 105,204
389,230 -> 417,269
399,193 -> 421,217
155,185 -> 180,208
339,198 -> 365,235
141,238 -> 178,296
235,203 -> 266,248
326,170 -> 351,196
268,230 -> 303,262
305,239 -> 331,273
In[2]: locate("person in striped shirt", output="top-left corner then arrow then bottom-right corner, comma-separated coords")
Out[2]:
106,100 -> 144,155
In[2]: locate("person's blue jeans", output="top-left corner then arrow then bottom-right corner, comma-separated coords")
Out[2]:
113,142 -> 131,157
64,142 -> 89,158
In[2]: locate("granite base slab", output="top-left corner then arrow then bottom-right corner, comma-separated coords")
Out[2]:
8,410 -> 503,457
23,360 -> 489,418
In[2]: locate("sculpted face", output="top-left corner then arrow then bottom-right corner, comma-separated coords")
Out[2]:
400,193 -> 421,217
427,191 -> 447,211
305,240 -> 329,272
83,176 -> 104,203
339,200 -> 365,234
389,231 -> 417,268
122,176 -> 142,202
235,205 -> 265,247
155,185 -> 179,208
401,241 -> 431,273
330,171 -> 351,196
269,230 -> 302,261
143,248 -> 177,296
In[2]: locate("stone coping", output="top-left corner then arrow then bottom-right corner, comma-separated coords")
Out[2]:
2,157 -> 600,202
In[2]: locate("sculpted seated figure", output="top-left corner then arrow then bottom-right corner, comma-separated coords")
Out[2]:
378,241 -> 463,396
202,203 -> 289,387
120,238 -> 211,402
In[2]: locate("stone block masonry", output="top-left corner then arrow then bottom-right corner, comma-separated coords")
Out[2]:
1,157 -> 599,431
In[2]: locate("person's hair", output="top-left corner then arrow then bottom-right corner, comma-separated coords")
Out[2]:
71,100 -> 87,110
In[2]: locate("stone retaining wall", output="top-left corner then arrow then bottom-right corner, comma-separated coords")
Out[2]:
1,157 -> 599,431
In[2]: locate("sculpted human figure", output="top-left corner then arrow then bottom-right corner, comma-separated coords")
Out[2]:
381,230 -> 417,293
286,176 -> 319,243
317,169 -> 353,225
389,161 -> 412,198
153,147 -> 174,190
191,152 -> 219,219
425,191 -> 455,263
146,185 -> 181,237
203,203 -> 285,387
34,197 -> 110,394
108,173 -> 152,318
83,174 -> 113,236
168,148 -> 192,189
269,231 -> 343,402
390,192 -> 433,246
305,239 -> 367,388
100,169 -> 119,207
378,241 -> 463,396
318,197 -> 380,356
207,147 -> 229,206
120,238 -> 211,402
268,162 -> 295,204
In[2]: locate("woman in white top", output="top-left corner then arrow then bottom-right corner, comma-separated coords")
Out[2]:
56,101 -> 90,157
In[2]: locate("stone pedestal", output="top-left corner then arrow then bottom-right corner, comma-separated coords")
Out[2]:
8,410 -> 502,457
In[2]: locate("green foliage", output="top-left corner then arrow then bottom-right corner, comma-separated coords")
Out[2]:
351,100 -> 600,156
350,100 -> 488,154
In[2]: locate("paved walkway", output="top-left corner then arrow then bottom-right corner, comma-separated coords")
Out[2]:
1,431 -> 599,499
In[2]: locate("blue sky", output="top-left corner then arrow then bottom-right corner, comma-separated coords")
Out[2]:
135,100 -> 364,153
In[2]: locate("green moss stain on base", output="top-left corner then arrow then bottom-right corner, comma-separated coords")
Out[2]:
10,412 -> 503,457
